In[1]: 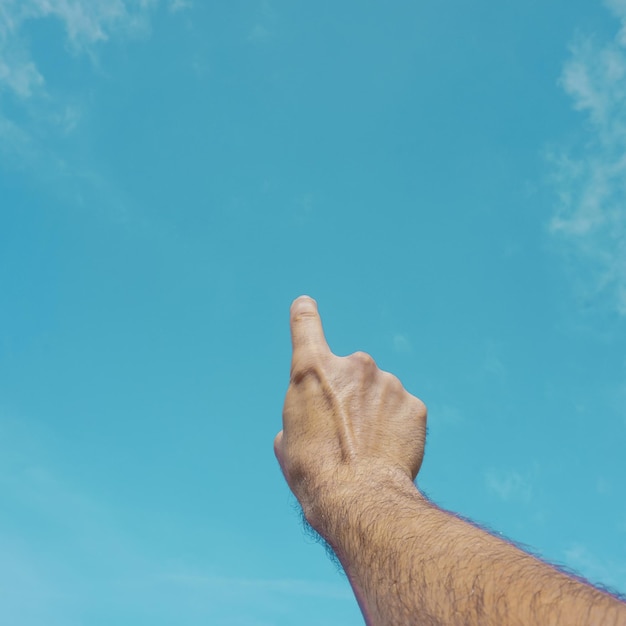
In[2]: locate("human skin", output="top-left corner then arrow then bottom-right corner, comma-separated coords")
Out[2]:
274,295 -> 626,626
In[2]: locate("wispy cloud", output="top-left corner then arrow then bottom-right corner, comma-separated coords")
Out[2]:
429,403 -> 465,426
0,0 -> 191,225
392,332 -> 412,354
0,1 -> 190,172
0,0 -> 158,101
247,0 -> 275,43
549,1 -> 626,315
0,413 -> 143,624
0,414 -> 353,624
564,543 -> 626,594
248,23 -> 271,43
168,0 -> 192,13
160,570 -> 352,601
485,467 -> 534,504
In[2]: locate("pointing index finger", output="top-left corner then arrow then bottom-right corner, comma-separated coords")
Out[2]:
290,295 -> 331,365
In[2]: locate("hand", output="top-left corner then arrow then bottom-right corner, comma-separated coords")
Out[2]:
274,296 -> 427,532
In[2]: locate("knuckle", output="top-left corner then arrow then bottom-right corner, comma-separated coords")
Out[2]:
378,369 -> 406,393
290,356 -> 324,385
380,369 -> 400,386
349,351 -> 377,370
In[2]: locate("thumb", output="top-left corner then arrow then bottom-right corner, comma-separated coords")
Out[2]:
274,430 -> 284,466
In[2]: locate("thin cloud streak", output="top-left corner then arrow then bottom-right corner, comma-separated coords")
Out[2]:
169,0 -> 192,13
485,468 -> 534,504
160,571 -> 352,601
564,543 -> 626,594
549,2 -> 626,315
0,414 -> 353,625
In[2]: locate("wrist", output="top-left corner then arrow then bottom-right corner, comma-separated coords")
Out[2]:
304,463 -> 425,541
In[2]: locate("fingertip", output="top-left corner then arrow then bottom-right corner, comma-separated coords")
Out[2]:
289,294 -> 330,360
290,295 -> 318,316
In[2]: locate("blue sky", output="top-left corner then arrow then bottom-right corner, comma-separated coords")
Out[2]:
1,1 -> 625,624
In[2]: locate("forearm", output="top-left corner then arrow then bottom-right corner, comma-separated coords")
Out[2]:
278,297 -> 625,625
315,472 -> 626,626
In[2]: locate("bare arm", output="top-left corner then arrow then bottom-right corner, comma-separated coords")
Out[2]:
274,296 -> 626,626
317,472 -> 624,625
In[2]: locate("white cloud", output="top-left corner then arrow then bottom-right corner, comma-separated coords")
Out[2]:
485,468 -> 533,504
247,1 -> 275,43
0,57 -> 44,98
549,4 -> 626,315
0,0 -> 191,218
564,543 -> 626,593
0,0 -> 160,158
169,0 -> 192,13
430,403 -> 464,426
0,1 -> 158,98
481,341 -> 506,378
392,333 -> 412,354
248,23 -> 271,43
